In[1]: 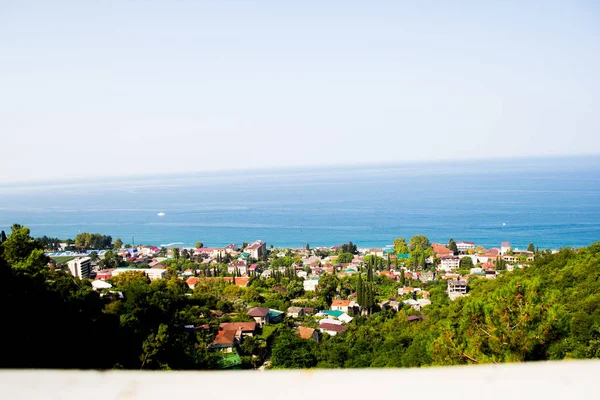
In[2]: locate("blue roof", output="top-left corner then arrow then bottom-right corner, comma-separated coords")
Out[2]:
322,310 -> 345,318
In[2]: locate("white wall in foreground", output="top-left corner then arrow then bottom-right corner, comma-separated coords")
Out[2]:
0,361 -> 598,400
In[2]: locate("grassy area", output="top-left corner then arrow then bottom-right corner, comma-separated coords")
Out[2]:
51,256 -> 77,264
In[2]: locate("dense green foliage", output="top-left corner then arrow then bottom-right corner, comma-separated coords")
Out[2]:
1,224 -> 599,370
74,232 -> 113,250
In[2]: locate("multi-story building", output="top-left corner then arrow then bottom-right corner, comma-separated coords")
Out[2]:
501,242 -> 511,255
440,255 -> 460,271
447,279 -> 467,294
244,240 -> 266,259
67,257 -> 92,279
456,241 -> 475,253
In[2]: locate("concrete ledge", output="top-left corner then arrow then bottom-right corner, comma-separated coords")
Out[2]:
0,361 -> 598,400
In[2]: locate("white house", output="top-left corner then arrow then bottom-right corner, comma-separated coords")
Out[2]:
303,277 -> 319,291
456,241 -> 475,253
501,242 -> 511,255
244,241 -> 266,259
439,256 -> 460,271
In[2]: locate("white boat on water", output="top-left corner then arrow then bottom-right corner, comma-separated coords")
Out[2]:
157,212 -> 165,217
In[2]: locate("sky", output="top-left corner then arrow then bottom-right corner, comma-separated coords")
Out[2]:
1,1 -> 599,183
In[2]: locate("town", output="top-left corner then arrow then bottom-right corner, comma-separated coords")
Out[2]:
43,234 -> 539,369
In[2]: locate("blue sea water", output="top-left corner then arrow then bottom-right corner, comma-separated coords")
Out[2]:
1,156 -> 599,250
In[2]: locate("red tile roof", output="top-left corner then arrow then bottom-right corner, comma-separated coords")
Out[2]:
222,277 -> 250,287
297,326 -> 316,340
248,307 -> 269,317
212,330 -> 236,346
186,277 -> 200,287
219,322 -> 256,333
331,299 -> 352,307
319,322 -> 348,333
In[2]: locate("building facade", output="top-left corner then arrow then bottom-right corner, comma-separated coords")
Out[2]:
67,257 -> 92,279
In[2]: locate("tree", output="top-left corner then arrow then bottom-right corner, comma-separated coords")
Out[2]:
317,274 -> 339,305
270,330 -> 317,369
140,324 -> 170,369
195,242 -> 204,249
172,248 -> 180,259
393,238 -> 409,255
340,242 -> 358,254
409,235 -> 430,252
1,225 -> 45,267
113,238 -> 123,250
110,270 -> 150,287
89,251 -> 99,262
527,243 -> 535,253
448,238 -> 458,254
337,253 -> 354,264
306,243 -> 310,251
356,274 -> 364,306
459,256 -> 474,269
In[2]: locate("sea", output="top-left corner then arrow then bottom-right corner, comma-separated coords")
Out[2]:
1,156 -> 599,250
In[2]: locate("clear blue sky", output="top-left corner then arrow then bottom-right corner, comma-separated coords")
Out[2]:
1,1 -> 599,182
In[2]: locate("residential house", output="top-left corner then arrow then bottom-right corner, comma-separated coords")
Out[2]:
417,298 -> 431,308
221,277 -> 250,287
247,307 -> 283,327
287,307 -> 305,318
447,279 -> 467,300
219,322 -> 256,338
210,330 -> 237,353
186,277 -> 200,290
248,307 -> 269,327
331,299 -> 354,313
319,321 -> 348,336
403,298 -> 420,311
500,242 -> 511,255
440,255 -> 460,271
368,249 -> 384,257
297,326 -> 319,342
244,241 -> 266,259
456,241 -> 475,253
224,244 -> 239,254
303,277 -> 319,291
227,260 -> 247,275
485,270 -> 497,279
432,243 -> 454,258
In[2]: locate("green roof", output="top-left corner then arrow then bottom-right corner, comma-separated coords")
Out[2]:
383,248 -> 395,254
322,310 -> 344,318
397,253 -> 411,259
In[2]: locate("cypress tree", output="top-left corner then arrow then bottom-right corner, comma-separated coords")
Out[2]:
387,254 -> 391,270
357,274 -> 363,306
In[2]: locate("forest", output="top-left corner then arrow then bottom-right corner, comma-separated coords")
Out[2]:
0,224 -> 599,370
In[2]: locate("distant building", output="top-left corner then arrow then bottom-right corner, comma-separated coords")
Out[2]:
112,268 -> 166,281
501,242 -> 511,255
303,277 -> 319,291
432,243 -> 454,258
331,299 -> 353,313
456,241 -> 475,253
244,241 -> 266,259
447,279 -> 467,295
67,257 -> 92,279
297,326 -> 319,342
440,255 -> 460,271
